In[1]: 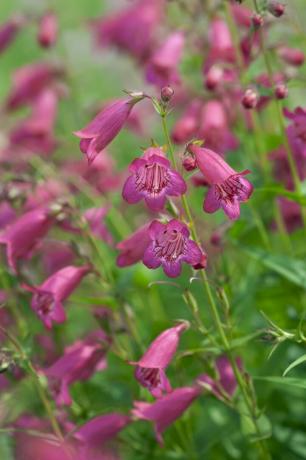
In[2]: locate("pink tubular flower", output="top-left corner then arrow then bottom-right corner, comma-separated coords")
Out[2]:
145,31 -> 185,87
143,219 -> 203,277
91,0 -> 164,61
84,207 -> 113,245
116,222 -> 152,268
189,145 -> 253,220
0,207 -> 54,273
74,96 -> 144,164
44,330 -> 109,405
130,322 -> 188,397
132,386 -> 200,445
122,147 -> 186,211
0,15 -> 24,54
197,356 -> 241,400
22,265 -> 91,329
208,18 -> 235,63
75,413 -> 130,446
171,100 -> 202,144
277,46 -> 305,67
37,11 -> 58,48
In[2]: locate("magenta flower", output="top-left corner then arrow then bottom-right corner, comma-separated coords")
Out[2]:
0,207 -> 54,273
197,355 -> 241,400
116,222 -> 152,268
84,207 -> 113,245
130,322 -> 188,397
0,15 -> 24,55
22,265 -> 91,329
75,413 -> 130,446
122,147 -> 186,211
132,386 -> 200,445
44,330 -> 109,405
143,219 -> 203,277
37,11 -> 58,48
277,46 -> 305,67
74,97 -> 144,164
189,145 -> 253,220
208,18 -> 235,63
145,32 -> 185,87
171,100 -> 202,144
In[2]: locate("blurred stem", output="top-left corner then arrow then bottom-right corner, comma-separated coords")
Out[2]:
0,326 -> 64,441
161,112 -> 271,460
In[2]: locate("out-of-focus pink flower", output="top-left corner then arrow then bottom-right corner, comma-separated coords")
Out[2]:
116,222 -> 152,268
188,145 -> 253,220
122,147 -> 186,211
91,0 -> 164,61
277,46 -> 305,67
0,207 -> 54,273
171,100 -> 202,144
44,330 -> 109,405
198,100 -> 239,155
277,197 -> 302,233
145,32 -> 185,87
0,201 -> 16,230
143,219 -> 203,277
75,413 -> 130,446
38,11 -> 58,48
130,322 -> 188,397
6,62 -> 62,110
84,207 -> 113,245
9,89 -> 58,155
268,1 -> 285,18
132,386 -> 200,445
230,2 -> 252,28
0,15 -> 24,54
22,264 -> 91,329
74,96 -> 144,164
197,355 -> 241,400
25,178 -> 67,211
208,18 -> 235,63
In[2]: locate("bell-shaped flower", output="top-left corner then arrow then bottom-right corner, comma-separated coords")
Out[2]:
22,264 -> 91,329
130,322 -> 188,397
0,207 -> 54,273
188,145 -> 253,220
74,96 -> 145,164
122,147 -> 186,211
132,386 -> 200,445
74,413 -> 130,446
116,222 -> 152,267
143,219 -> 203,277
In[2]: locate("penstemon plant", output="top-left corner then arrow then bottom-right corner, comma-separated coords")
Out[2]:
0,0 -> 306,459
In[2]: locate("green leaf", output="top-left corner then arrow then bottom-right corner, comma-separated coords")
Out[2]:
254,376 -> 306,390
243,247 -> 306,289
283,354 -> 306,377
255,186 -> 306,205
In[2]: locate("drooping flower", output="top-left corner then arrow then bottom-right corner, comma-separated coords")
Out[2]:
37,11 -> 58,48
116,222 -> 152,268
0,207 -> 54,273
208,18 -> 235,63
75,413 -> 130,446
130,322 -> 188,397
132,386 -> 200,445
122,147 -> 186,211
84,207 -> 113,245
0,15 -> 24,54
145,31 -> 185,87
143,219 -> 203,277
44,330 -> 109,405
277,46 -> 305,67
188,145 -> 253,220
91,0 -> 164,61
22,265 -> 91,329
74,96 -> 145,164
196,355 -> 241,401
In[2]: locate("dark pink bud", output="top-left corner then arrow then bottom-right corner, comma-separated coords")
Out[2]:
116,222 -> 152,268
132,386 -> 200,445
129,322 -> 188,397
0,16 -> 24,54
122,147 -> 186,211
241,88 -> 258,109
37,11 -> 58,48
251,13 -> 264,29
74,96 -> 144,164
278,46 -> 305,67
188,145 -> 253,220
192,251 -> 207,270
182,154 -> 197,172
204,65 -> 224,90
161,85 -> 174,102
268,1 -> 285,17
22,264 -> 91,329
275,83 -> 288,99
0,207 -> 54,273
143,219 -> 203,277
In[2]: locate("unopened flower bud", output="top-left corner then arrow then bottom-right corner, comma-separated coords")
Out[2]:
275,83 -> 288,99
268,1 -> 285,18
182,154 -> 197,172
251,13 -> 264,29
205,65 -> 223,91
241,88 -> 258,109
161,85 -> 174,102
